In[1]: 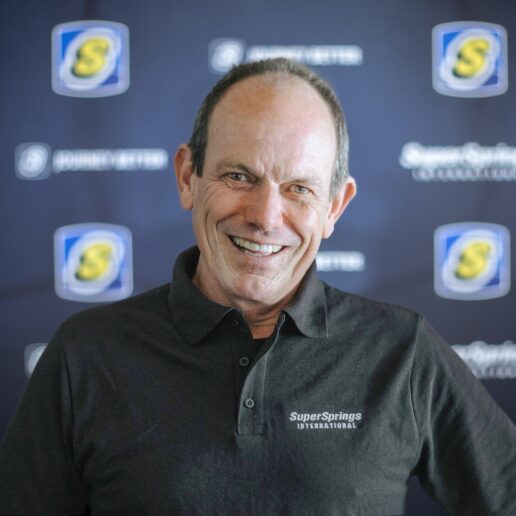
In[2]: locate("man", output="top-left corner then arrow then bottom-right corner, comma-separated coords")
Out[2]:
0,58 -> 515,515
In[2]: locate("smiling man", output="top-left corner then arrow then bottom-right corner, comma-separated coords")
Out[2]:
175,68 -> 355,338
0,58 -> 515,516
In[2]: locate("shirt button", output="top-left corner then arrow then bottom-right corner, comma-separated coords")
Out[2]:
244,398 -> 255,409
239,356 -> 250,367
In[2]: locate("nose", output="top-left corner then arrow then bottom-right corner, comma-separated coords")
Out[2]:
244,184 -> 284,232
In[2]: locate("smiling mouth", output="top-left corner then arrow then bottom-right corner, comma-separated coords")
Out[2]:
230,236 -> 285,256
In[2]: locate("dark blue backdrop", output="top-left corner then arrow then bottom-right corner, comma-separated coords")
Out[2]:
1,1 -> 515,514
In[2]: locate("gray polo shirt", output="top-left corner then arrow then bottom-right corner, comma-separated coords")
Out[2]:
0,246 -> 515,515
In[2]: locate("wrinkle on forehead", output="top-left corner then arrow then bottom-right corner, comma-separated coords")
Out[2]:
206,74 -> 337,171
211,73 -> 334,128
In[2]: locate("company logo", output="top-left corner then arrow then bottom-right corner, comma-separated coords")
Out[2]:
209,38 -> 363,74
209,38 -> 247,74
432,22 -> 508,97
15,143 -> 52,180
24,343 -> 48,377
400,142 -> 516,182
289,411 -> 363,430
54,223 -> 133,302
434,223 -> 510,300
452,341 -> 516,379
316,251 -> 365,272
15,144 -> 168,179
52,20 -> 129,97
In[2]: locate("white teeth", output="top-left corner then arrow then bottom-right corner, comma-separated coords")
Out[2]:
232,237 -> 282,254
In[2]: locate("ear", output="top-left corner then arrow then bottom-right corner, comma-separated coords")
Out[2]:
322,177 -> 357,239
174,144 -> 196,211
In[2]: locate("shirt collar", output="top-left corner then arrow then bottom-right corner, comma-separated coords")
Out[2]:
283,261 -> 328,339
168,246 -> 328,345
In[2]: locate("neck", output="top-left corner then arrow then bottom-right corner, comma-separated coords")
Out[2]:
239,302 -> 290,338
192,266 -> 297,339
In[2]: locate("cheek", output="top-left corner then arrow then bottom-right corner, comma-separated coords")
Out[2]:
194,188 -> 245,241
288,203 -> 328,241
194,184 -> 229,220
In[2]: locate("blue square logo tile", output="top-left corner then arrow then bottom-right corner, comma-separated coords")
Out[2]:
54,223 -> 133,302
434,222 -> 510,300
432,21 -> 508,97
52,20 -> 130,97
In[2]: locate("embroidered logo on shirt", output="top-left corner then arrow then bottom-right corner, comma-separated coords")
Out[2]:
289,411 -> 363,430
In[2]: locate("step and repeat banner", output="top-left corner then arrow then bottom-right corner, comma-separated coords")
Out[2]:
1,1 -> 514,513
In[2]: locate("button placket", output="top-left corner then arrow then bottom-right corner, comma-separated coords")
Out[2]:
227,312 -> 245,383
237,313 -> 286,436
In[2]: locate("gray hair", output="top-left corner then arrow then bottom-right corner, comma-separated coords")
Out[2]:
188,58 -> 349,198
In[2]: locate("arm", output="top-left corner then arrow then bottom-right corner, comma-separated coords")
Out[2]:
411,317 -> 516,515
0,326 -> 89,515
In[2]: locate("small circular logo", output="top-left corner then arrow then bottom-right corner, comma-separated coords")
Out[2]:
15,143 -> 52,180
24,344 -> 47,377
209,39 -> 246,73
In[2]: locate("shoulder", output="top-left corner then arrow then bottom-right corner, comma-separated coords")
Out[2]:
323,282 -> 422,338
55,283 -> 171,349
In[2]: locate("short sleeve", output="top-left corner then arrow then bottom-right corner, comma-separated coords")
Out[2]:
411,316 -> 516,515
0,325 -> 88,515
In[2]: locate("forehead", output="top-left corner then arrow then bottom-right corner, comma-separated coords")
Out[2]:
206,74 -> 337,174
209,73 -> 334,133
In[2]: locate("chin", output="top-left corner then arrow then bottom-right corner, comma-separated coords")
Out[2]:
229,277 -> 281,304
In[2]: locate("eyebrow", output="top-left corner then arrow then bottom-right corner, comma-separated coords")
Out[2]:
215,160 -> 255,175
214,160 -> 324,187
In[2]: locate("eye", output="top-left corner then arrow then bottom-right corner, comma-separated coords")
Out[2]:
291,184 -> 311,195
225,172 -> 251,183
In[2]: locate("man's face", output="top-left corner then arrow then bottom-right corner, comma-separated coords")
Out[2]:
176,75 -> 355,308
